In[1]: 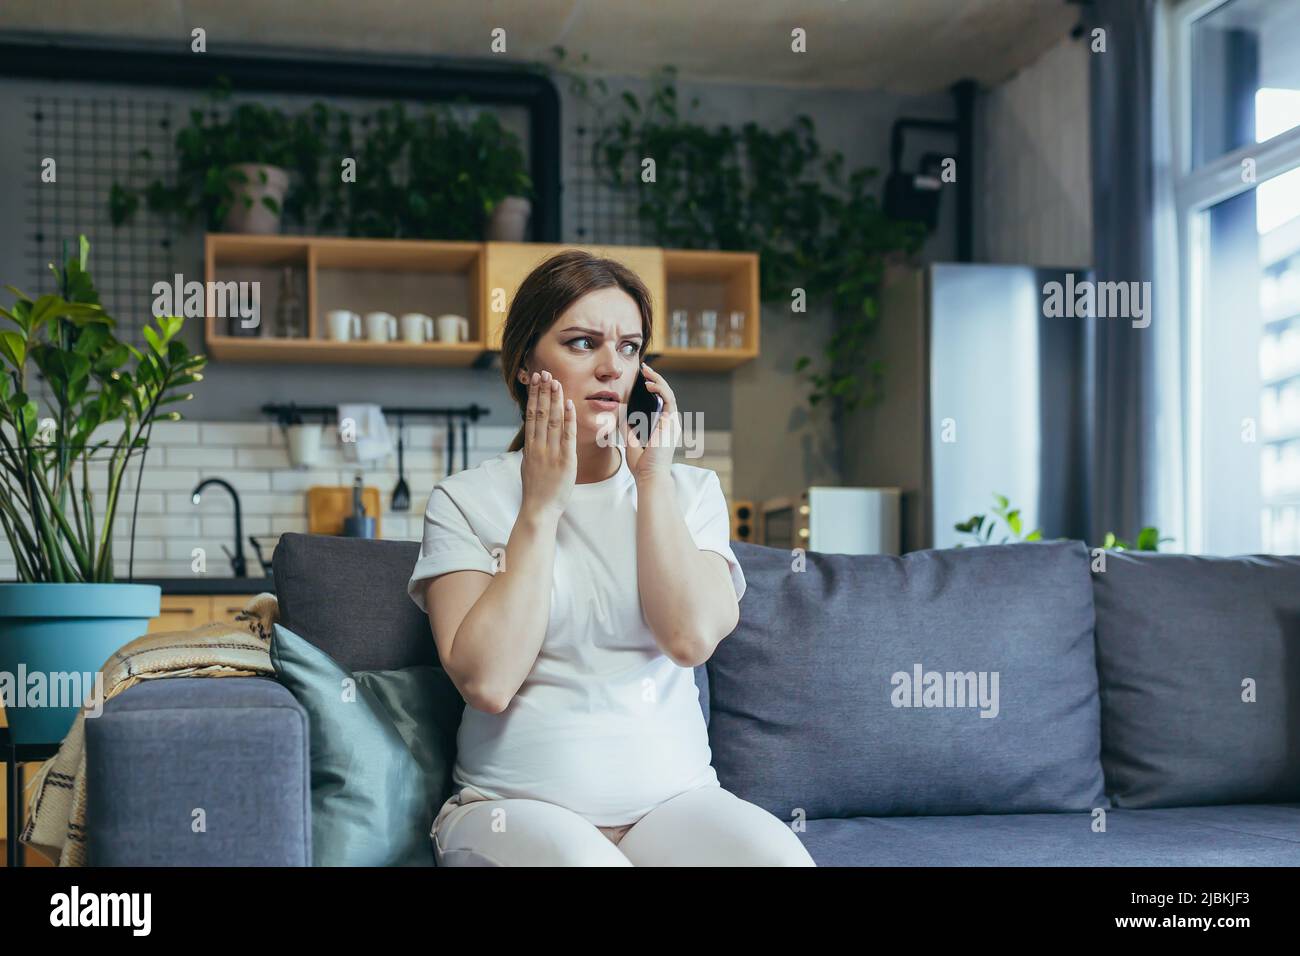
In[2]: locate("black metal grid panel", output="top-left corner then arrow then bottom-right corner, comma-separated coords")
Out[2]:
25,94 -> 178,345
568,117 -> 647,246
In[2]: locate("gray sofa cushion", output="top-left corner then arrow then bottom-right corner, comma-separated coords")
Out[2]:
1093,551 -> 1300,808
795,803 -> 1300,866
709,540 -> 1107,819
274,533 -> 434,672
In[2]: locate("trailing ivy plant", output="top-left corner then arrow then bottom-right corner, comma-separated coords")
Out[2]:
549,49 -> 927,413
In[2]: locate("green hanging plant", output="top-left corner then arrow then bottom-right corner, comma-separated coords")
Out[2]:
549,48 -> 927,414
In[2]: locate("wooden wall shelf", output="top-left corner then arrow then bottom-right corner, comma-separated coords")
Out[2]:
204,234 -> 760,372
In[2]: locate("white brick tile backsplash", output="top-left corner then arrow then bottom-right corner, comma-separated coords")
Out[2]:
200,423 -> 271,446
197,472 -> 271,494
236,447 -> 291,469
107,539 -> 165,560
239,493 -> 309,515
149,421 -> 201,445
0,419 -> 733,579
121,469 -> 202,491
201,515 -> 272,536
164,446 -> 235,468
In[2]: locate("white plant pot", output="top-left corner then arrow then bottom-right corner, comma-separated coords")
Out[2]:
222,163 -> 289,235
487,196 -> 532,241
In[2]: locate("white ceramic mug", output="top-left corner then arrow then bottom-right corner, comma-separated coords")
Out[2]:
400,312 -> 435,343
326,310 -> 361,342
364,311 -> 398,343
436,314 -> 469,343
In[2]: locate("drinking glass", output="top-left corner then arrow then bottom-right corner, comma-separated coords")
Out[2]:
670,309 -> 691,349
726,310 -> 746,349
693,309 -> 718,349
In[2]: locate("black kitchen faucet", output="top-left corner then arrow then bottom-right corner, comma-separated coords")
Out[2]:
191,477 -> 246,577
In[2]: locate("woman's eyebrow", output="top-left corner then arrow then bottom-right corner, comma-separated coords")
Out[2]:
559,326 -> 643,339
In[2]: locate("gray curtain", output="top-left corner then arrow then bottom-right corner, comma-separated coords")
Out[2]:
1086,0 -> 1177,547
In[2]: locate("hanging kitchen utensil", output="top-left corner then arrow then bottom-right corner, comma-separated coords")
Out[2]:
445,413 -> 456,477
460,417 -> 468,472
392,413 -> 410,512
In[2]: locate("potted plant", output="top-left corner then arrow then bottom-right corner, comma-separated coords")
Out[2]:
954,493 -> 1174,551
472,112 -> 534,241
315,101 -> 533,240
109,80 -> 329,235
0,237 -> 207,744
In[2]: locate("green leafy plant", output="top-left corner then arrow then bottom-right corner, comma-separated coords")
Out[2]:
109,78 -> 330,232
0,237 -> 207,582
953,493 -> 1044,546
110,80 -> 533,241
550,50 -> 927,413
954,492 -> 1173,551
315,100 -> 533,239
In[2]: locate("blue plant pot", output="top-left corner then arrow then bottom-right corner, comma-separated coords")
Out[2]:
0,583 -> 161,745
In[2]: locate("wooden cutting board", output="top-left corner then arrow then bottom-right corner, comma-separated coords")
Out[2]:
307,485 -> 383,536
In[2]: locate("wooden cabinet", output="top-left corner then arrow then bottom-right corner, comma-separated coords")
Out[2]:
146,595 -> 259,633
481,242 -> 665,351
203,235 -> 759,372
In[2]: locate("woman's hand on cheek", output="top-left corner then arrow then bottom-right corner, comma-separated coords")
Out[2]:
626,362 -> 679,486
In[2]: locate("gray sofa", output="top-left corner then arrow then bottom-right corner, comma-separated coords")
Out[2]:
84,533 -> 1300,866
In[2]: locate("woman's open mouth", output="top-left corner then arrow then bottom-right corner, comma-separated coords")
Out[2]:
586,396 -> 620,410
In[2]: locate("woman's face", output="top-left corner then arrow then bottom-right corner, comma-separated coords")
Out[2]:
517,286 -> 645,444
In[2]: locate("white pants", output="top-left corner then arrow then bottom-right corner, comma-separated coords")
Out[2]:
431,781 -> 817,866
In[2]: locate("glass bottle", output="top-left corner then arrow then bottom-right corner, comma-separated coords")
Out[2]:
273,266 -> 305,339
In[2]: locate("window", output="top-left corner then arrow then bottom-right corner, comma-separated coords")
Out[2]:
1174,0 -> 1300,554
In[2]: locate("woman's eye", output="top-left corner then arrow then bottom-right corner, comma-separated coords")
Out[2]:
568,337 -> 639,355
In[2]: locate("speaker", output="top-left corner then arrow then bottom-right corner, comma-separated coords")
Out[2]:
730,499 -> 755,542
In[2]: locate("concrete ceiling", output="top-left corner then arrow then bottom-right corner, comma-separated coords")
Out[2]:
0,0 -> 1079,95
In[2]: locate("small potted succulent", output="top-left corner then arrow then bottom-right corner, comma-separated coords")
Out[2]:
0,237 -> 207,743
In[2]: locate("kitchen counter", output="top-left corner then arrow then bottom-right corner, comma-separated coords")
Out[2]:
125,576 -> 276,595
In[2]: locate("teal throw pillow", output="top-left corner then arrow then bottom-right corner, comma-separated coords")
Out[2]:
270,622 -> 464,866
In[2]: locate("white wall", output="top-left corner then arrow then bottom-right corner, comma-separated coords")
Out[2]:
974,35 -> 1093,268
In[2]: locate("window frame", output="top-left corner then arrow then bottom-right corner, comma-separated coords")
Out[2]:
1168,0 -> 1300,552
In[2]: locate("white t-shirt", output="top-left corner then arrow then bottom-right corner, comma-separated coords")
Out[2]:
406,443 -> 746,826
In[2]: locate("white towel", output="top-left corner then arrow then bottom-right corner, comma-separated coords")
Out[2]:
337,403 -> 393,464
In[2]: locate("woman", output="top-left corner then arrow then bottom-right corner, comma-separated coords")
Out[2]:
407,249 -> 814,866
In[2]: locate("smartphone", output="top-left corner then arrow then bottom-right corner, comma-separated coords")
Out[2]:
626,370 -> 662,445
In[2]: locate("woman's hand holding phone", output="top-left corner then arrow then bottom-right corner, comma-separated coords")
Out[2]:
520,370 -> 576,520
626,362 -> 679,486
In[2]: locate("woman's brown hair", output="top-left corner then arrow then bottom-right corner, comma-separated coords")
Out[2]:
501,249 -> 654,453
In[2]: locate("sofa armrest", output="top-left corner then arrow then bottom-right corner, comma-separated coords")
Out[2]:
85,676 -> 311,866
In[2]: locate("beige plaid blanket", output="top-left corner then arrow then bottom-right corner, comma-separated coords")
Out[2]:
19,591 -> 279,866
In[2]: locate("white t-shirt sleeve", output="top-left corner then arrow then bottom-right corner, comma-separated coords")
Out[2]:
685,470 -> 747,602
407,484 -> 496,614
